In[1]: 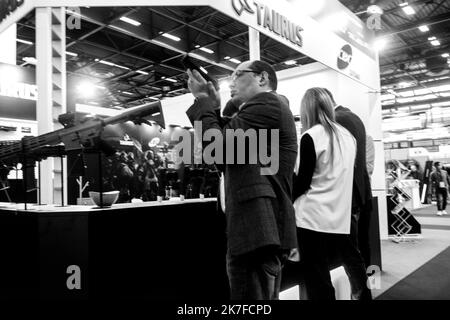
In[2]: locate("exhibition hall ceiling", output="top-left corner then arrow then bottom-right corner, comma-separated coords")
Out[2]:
12,1 -> 450,139
15,6 -> 313,109
340,0 -> 450,139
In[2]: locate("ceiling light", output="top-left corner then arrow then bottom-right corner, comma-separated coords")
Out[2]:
367,5 -> 383,15
399,3 -> 415,15
224,56 -> 230,60
98,60 -> 130,70
428,36 -> 437,41
229,58 -> 241,64
66,51 -> 78,57
22,57 -> 37,65
152,112 -> 161,116
120,16 -> 141,26
199,66 -> 208,74
165,78 -> 177,83
418,25 -> 429,32
442,53 -> 450,58
402,5 -> 415,15
195,45 -> 200,48
284,60 -> 296,65
374,38 -> 387,51
98,60 -> 115,67
115,64 -> 130,70
122,91 -> 134,95
398,82 -> 412,88
199,47 -> 214,54
161,33 -> 181,42
17,39 -> 33,45
77,81 -> 96,98
431,40 -> 441,46
136,70 -> 149,75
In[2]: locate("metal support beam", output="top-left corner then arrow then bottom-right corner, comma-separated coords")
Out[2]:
76,12 -> 234,72
66,8 -> 138,48
36,6 -> 67,205
148,8 -> 222,42
73,41 -> 147,72
248,27 -> 260,60
0,0 -> 35,34
380,12 -> 450,38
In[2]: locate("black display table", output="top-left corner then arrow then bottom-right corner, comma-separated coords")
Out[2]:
0,199 -> 229,300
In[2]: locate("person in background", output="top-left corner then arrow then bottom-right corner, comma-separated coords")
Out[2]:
116,151 -> 134,202
430,161 -> 450,216
186,60 -> 298,300
408,164 -> 422,181
142,151 -> 159,201
293,87 -> 360,300
324,88 -> 372,300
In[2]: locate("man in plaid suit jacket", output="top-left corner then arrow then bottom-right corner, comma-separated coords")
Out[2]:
186,60 -> 298,300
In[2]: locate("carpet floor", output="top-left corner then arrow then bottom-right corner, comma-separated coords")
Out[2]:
376,246 -> 450,300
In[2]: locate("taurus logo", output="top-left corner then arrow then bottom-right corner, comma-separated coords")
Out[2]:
337,44 -> 353,70
232,0 -> 255,16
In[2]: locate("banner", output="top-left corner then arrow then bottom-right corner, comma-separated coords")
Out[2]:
0,62 -> 36,120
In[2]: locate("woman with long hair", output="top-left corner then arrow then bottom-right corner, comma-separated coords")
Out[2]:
293,87 -> 357,300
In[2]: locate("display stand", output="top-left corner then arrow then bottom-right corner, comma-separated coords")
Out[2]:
388,186 -> 422,243
97,152 -> 104,208
401,179 -> 421,210
0,180 -> 11,202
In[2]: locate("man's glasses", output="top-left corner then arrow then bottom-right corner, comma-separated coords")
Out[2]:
230,69 -> 260,82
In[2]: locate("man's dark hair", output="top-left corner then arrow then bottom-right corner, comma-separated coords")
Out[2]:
435,161 -> 441,167
249,60 -> 278,91
323,88 -> 336,105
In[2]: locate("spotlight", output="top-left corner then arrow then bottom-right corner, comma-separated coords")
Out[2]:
367,5 -> 383,15
77,81 -> 96,98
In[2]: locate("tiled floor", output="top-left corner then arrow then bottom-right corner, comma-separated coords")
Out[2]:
280,204 -> 450,300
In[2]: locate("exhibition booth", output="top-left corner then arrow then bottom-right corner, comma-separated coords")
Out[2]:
0,0 -> 386,299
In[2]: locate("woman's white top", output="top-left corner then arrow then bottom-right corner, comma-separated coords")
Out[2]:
294,123 -> 356,234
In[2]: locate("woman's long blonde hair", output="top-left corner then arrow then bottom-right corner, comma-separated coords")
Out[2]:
300,87 -> 340,160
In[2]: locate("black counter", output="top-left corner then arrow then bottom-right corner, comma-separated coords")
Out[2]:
0,199 -> 229,300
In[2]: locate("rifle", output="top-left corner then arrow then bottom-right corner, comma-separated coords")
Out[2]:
0,101 -> 162,166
